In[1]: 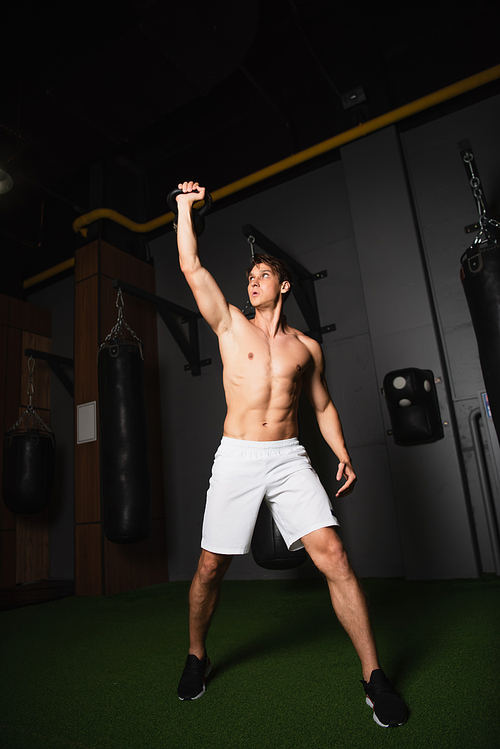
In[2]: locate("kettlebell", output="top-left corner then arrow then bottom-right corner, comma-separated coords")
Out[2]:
167,187 -> 213,237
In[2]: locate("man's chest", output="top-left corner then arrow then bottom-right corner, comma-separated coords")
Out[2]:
222,329 -> 311,381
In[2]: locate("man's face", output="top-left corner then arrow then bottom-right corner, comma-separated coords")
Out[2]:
247,263 -> 286,307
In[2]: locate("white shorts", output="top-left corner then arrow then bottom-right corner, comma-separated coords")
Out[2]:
201,436 -> 339,555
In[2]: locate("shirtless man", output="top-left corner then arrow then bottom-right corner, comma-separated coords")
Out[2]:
175,181 -> 408,728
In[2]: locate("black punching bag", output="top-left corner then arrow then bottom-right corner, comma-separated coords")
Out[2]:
2,430 -> 55,514
251,501 -> 307,570
98,339 -> 151,543
383,368 -> 443,446
461,241 -> 500,442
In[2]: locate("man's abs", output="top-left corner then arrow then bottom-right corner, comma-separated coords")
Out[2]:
222,407 -> 299,442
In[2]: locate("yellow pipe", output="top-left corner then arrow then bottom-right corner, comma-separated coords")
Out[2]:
210,63 -> 500,201
72,208 -> 177,238
72,63 -> 500,238
24,63 -> 500,290
23,257 -> 76,290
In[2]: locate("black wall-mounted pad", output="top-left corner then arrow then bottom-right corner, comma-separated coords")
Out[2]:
383,368 -> 444,446
98,339 -> 151,544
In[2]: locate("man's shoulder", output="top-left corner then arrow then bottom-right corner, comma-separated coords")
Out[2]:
287,325 -> 321,348
282,325 -> 322,361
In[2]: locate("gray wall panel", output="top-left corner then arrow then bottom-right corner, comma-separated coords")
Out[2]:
335,443 -> 404,578
402,92 -> 500,572
341,126 -> 479,579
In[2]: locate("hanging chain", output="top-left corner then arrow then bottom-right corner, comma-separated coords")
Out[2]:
7,356 -> 52,435
101,287 -> 144,358
27,356 -> 35,409
240,236 -> 257,316
463,151 -> 500,247
247,234 -> 256,259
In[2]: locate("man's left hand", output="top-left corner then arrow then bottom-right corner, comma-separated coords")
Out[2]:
335,462 -> 357,497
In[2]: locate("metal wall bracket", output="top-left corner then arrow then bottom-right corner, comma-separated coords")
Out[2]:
111,279 -> 211,377
242,224 -> 335,343
184,359 -> 212,373
24,348 -> 74,398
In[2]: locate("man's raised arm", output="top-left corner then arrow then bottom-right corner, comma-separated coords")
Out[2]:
176,181 -> 232,336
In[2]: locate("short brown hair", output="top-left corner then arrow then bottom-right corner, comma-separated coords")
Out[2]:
246,253 -> 293,303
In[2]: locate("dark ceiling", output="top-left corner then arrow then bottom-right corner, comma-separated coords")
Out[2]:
1,0 -> 499,295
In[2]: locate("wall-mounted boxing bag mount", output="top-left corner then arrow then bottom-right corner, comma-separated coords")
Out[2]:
382,368 -> 444,446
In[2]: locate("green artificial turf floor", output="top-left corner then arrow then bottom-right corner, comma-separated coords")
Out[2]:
1,576 -> 499,749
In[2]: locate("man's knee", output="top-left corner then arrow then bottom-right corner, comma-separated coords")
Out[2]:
303,527 -> 351,577
196,550 -> 232,585
328,541 -> 351,577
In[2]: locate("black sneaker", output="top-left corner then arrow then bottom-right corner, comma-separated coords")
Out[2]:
177,654 -> 212,701
361,669 -> 408,727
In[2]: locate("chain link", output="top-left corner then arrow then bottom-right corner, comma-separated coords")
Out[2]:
101,287 -> 144,358
27,355 -> 35,407
463,151 -> 500,247
240,236 -> 257,316
6,356 -> 53,435
8,405 -> 52,434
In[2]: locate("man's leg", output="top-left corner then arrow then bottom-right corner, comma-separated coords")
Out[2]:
177,550 -> 232,701
188,549 -> 233,658
301,526 -> 407,727
301,526 -> 378,681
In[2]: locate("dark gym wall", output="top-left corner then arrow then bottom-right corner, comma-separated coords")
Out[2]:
341,127 -> 479,579
401,93 -> 500,574
26,276 -> 75,580
150,92 -> 500,582
22,91 -> 500,586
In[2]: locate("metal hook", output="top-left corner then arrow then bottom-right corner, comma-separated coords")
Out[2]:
247,234 -> 256,259
101,285 -> 144,357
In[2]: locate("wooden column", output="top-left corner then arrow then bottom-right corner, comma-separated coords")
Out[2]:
0,294 -> 51,587
74,240 -> 168,595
